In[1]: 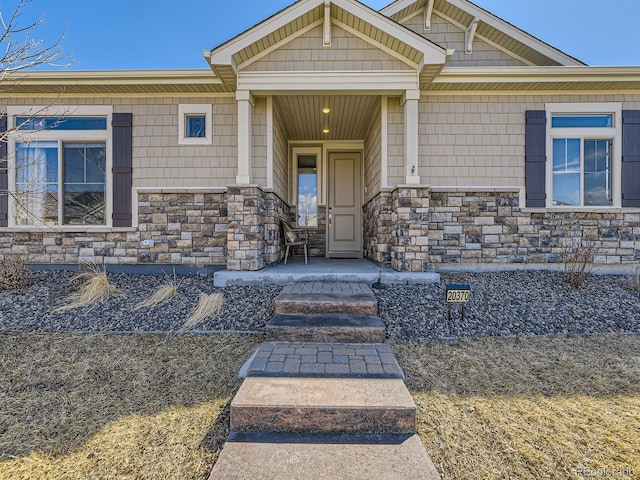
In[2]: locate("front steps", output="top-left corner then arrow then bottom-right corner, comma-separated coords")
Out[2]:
209,282 -> 441,480
267,282 -> 385,343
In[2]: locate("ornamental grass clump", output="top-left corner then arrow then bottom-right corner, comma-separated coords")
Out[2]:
54,264 -> 123,312
134,272 -> 179,311
0,255 -> 32,291
182,292 -> 224,329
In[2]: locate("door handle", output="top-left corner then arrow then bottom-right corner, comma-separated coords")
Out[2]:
328,207 -> 332,227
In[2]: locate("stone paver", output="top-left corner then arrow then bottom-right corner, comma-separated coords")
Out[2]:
245,342 -> 405,379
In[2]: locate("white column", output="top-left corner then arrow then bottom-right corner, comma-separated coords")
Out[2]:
236,90 -> 254,184
403,89 -> 420,184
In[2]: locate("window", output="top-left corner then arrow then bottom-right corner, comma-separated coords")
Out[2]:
178,104 -> 212,145
546,104 -> 622,208
7,106 -> 112,227
297,154 -> 318,227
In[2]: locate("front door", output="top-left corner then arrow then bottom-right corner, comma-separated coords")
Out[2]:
327,152 -> 362,258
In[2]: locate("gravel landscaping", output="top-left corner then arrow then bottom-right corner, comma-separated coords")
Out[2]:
0,269 -> 638,341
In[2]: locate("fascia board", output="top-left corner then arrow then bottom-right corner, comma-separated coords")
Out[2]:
435,66 -> 640,84
444,0 -> 584,66
2,69 -> 220,85
332,0 -> 446,64
208,0 -> 324,65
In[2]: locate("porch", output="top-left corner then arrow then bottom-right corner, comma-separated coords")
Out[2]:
213,257 -> 439,287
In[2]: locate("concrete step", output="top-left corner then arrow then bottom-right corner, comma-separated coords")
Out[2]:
274,283 -> 378,315
240,342 -> 404,379
209,432 -> 440,480
266,314 -> 386,343
230,377 -> 416,435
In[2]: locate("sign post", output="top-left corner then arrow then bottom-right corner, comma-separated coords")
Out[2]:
446,284 -> 470,322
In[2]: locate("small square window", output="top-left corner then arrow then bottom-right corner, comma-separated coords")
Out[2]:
185,114 -> 206,138
178,104 -> 212,145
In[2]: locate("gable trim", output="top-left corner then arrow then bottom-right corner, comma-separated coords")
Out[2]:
383,0 -> 583,66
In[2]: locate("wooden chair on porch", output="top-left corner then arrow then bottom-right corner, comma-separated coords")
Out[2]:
282,220 -> 308,265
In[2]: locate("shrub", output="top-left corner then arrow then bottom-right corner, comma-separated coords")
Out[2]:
560,237 -> 599,289
0,256 -> 32,291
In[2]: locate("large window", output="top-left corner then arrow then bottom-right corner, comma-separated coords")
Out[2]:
8,108 -> 111,227
547,105 -> 621,208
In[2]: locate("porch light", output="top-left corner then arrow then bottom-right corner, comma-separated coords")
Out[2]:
322,107 -> 331,114
322,128 -> 330,134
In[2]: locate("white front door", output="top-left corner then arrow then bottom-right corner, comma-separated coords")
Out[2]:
327,152 -> 362,258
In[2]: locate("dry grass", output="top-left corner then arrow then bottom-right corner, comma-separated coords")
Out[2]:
560,237 -> 599,289
0,255 -> 32,291
54,265 -> 123,312
0,333 -> 261,480
393,335 -> 640,480
134,282 -> 179,310
183,293 -> 224,329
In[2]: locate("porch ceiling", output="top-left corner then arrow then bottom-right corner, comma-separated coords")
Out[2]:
275,94 -> 380,141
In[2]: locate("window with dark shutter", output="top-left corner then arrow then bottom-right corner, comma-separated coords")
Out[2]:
112,113 -> 133,227
525,110 -> 547,208
622,110 -> 640,208
0,114 -> 7,227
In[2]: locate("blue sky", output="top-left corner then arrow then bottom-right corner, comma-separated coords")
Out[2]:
5,0 -> 638,70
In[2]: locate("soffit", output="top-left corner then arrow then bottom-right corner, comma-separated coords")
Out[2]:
428,66 -> 640,92
0,70 -> 230,96
383,0 -> 584,67
275,94 -> 380,140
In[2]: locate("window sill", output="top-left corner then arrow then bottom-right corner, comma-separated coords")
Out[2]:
1,226 -> 136,233
522,207 -> 640,214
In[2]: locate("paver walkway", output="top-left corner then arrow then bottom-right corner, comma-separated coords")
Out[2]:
244,342 -> 404,378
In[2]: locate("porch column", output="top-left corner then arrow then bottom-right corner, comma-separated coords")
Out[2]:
236,90 -> 254,184
402,89 -> 420,184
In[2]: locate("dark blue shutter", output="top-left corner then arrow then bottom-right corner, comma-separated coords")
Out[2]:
112,113 -> 133,227
0,114 -> 7,227
525,110 -> 547,208
622,110 -> 640,208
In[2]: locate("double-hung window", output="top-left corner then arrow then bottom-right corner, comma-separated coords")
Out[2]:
8,107 -> 111,227
547,104 -> 621,208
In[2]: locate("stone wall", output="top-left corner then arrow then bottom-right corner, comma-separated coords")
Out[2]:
363,187 -> 640,270
0,190 -> 228,265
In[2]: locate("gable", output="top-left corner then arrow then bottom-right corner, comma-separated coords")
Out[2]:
241,24 -> 414,72
401,10 -> 525,67
382,0 -> 584,66
205,0 -> 448,90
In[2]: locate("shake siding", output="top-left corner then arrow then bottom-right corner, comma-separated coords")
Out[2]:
419,94 -> 640,188
251,98 -> 267,186
242,25 -> 411,72
364,99 -> 382,204
402,13 -> 525,67
272,101 -> 289,200
387,97 -> 405,186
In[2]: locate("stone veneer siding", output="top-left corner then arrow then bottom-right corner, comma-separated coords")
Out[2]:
0,191 -> 229,265
364,187 -> 640,270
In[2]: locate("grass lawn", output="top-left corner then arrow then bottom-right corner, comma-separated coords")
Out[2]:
0,333 -> 262,480
392,335 -> 640,480
1,333 -> 638,479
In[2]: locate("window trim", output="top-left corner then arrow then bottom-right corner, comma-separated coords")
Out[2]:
545,103 -> 622,208
291,146 -> 322,228
178,104 -> 212,145
6,106 -> 113,228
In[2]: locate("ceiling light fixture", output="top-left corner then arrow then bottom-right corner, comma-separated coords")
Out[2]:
323,128 -> 330,134
322,107 -> 331,114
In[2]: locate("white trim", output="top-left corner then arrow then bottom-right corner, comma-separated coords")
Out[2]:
424,0 -> 434,30
178,104 -> 212,145
545,102 -> 623,209
238,70 -> 419,93
331,19 -> 418,69
266,96 -> 274,189
381,96 -> 389,189
236,92 -> 253,184
323,0 -> 332,47
237,19 -> 324,71
465,18 -> 479,54
404,89 -> 420,184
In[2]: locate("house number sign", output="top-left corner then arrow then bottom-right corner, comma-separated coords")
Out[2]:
446,284 -> 470,322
